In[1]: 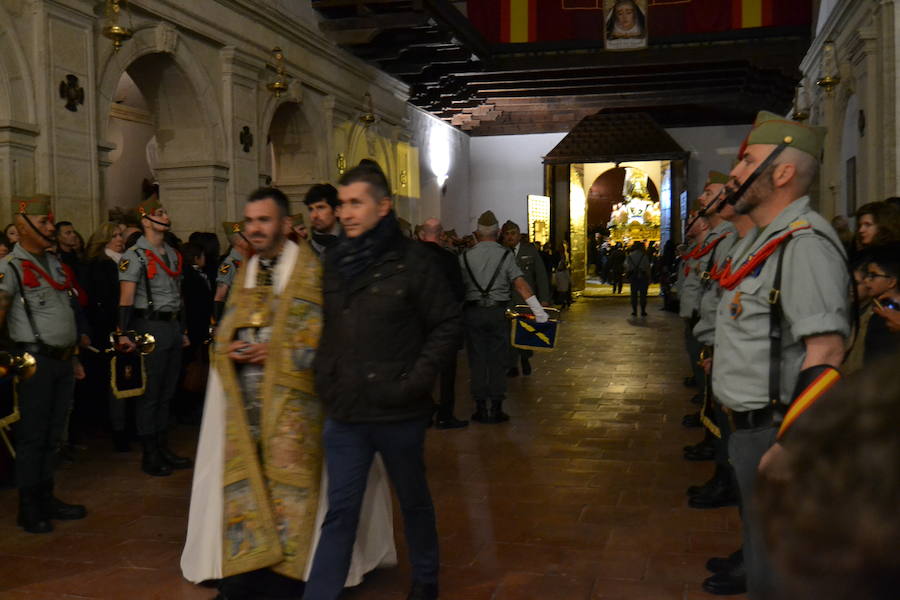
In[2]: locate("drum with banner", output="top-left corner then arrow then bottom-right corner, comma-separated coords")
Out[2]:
506,305 -> 561,352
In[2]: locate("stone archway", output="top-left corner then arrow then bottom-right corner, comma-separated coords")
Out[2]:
263,99 -> 327,208
0,4 -> 39,223
97,24 -> 227,238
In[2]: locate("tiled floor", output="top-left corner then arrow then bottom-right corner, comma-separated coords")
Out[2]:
0,297 -> 744,599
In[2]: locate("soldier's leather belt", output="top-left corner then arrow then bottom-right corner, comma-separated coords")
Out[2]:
725,405 -> 775,431
464,300 -> 503,308
134,309 -> 181,322
16,342 -> 76,361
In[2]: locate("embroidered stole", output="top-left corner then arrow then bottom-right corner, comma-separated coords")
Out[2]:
213,242 -> 325,579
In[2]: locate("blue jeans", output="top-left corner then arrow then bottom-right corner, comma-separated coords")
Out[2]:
303,418 -> 438,600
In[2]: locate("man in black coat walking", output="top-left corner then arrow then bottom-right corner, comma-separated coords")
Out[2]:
418,218 -> 467,429
304,165 -> 461,600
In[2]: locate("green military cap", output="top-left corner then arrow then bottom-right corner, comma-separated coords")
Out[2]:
13,194 -> 52,216
746,110 -> 826,159
707,171 -> 730,185
501,219 -> 520,232
478,211 -> 498,227
222,221 -> 244,237
135,194 -> 163,219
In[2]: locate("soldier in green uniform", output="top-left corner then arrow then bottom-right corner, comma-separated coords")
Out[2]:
500,220 -> 550,377
116,195 -> 192,477
678,208 -> 711,423
460,211 -> 548,423
0,195 -> 86,533
213,220 -> 252,322
712,112 -> 850,599
683,172 -> 737,460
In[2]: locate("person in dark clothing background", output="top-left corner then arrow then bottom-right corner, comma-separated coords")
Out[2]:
418,217 -> 467,429
608,243 -> 626,294
304,164 -> 460,600
178,242 -> 213,423
83,222 -> 129,451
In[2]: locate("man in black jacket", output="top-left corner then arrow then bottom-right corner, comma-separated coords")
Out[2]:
304,165 -> 461,600
418,218 -> 467,429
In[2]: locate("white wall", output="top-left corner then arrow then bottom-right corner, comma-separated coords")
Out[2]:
408,107 -> 471,232
464,126 -> 746,232
467,133 -> 565,235
666,124 -> 749,204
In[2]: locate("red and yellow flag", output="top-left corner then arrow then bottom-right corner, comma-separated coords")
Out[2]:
500,0 -> 538,43
731,0 -> 775,29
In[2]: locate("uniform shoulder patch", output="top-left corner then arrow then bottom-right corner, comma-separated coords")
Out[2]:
789,219 -> 809,229
219,263 -> 232,274
118,258 -> 130,272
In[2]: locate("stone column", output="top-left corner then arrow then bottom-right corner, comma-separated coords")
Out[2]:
155,163 -> 229,242
37,0 -> 101,232
221,47 -> 265,224
0,122 -> 39,223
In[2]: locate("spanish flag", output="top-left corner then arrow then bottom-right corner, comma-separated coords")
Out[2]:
731,0 -> 775,29
500,0 -> 538,43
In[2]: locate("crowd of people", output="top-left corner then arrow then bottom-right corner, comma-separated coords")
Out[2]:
0,157 -> 572,600
2,110 -> 899,600
672,111 -> 900,599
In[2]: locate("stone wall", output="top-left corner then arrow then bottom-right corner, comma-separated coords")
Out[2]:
0,0 -> 434,241
800,0 -> 898,218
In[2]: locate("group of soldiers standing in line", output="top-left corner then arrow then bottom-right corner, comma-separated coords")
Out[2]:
673,110 -> 861,598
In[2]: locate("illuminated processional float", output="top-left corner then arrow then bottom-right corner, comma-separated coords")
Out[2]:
608,166 -> 661,245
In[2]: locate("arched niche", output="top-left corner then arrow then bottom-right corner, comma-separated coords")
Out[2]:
97,24 -> 227,237
264,100 -> 326,207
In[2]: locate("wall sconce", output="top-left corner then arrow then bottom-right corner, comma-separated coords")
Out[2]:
816,40 -> 841,94
359,93 -> 376,127
792,84 -> 810,122
102,0 -> 133,52
267,47 -> 289,98
336,153 -> 347,175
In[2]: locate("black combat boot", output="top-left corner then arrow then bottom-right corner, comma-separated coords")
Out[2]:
39,480 -> 86,520
157,431 -> 193,469
471,400 -> 490,423
689,466 -> 740,509
407,581 -> 438,600
17,486 -> 53,533
706,547 -> 743,574
141,434 -> 173,477
488,398 -> 510,424
702,556 -> 747,595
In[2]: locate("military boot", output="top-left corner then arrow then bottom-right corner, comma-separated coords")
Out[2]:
39,480 -> 86,520
471,400 -> 490,423
17,486 -> 53,533
158,431 -> 193,469
487,398 -> 510,424
141,434 -> 173,477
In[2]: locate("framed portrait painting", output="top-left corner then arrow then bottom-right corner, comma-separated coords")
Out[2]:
603,0 -> 649,51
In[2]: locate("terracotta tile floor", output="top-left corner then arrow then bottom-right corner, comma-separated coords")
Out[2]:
0,297 -> 745,599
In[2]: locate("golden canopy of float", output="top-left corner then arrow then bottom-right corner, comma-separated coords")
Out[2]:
608,166 -> 661,244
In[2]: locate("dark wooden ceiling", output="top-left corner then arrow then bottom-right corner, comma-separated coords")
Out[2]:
311,0 -> 810,135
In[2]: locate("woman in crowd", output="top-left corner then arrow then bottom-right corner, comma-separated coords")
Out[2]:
82,222 -> 130,451
4,223 -> 18,246
854,201 -> 900,252
0,234 -> 11,259
178,242 -> 213,423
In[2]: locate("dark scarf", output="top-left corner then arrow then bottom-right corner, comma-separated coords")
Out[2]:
331,212 -> 400,282
311,231 -> 340,250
